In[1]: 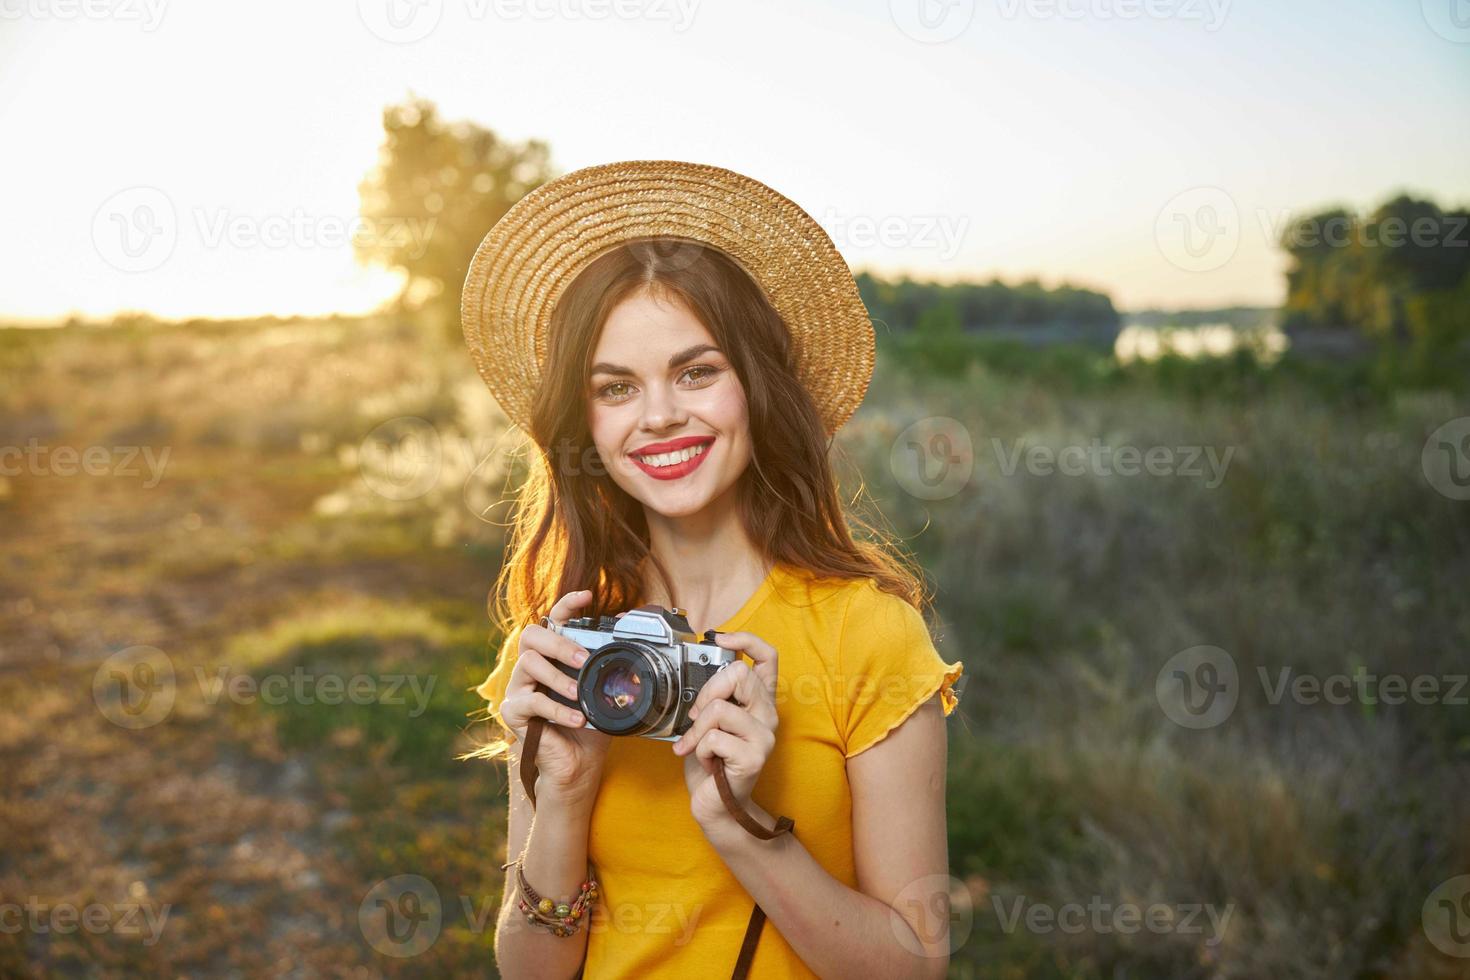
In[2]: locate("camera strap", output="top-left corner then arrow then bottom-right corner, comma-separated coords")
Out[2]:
519,714 -> 796,980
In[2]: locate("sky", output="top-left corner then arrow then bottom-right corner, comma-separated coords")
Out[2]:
1,0 -> 1467,322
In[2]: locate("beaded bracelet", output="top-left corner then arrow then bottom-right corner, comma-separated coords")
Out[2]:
500,855 -> 600,937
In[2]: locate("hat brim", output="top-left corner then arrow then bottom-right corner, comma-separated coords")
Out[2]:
460,160 -> 875,438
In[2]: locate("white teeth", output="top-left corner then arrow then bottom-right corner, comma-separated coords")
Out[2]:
637,443 -> 708,468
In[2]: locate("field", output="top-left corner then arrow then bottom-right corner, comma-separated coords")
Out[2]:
1,314 -> 1467,977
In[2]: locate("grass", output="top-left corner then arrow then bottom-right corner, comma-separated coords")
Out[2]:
842,349 -> 1470,977
207,598 -> 511,972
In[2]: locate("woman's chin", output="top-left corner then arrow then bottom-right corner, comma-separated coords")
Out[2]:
610,462 -> 740,521
628,475 -> 731,520
637,491 -> 713,520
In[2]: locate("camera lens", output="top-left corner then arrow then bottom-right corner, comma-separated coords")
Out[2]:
578,641 -> 674,736
596,663 -> 642,713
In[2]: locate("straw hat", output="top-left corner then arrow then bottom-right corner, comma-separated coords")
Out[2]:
459,160 -> 875,438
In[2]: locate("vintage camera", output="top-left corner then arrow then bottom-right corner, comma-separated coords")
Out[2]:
538,605 -> 739,741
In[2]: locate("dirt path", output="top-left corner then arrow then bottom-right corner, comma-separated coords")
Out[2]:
0,447 -> 492,977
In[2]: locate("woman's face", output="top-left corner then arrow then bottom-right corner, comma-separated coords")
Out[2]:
585,287 -> 752,520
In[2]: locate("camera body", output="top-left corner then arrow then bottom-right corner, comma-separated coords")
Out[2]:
540,605 -> 738,741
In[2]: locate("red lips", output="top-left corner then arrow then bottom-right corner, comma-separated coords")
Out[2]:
629,436 -> 715,482
631,435 -> 715,457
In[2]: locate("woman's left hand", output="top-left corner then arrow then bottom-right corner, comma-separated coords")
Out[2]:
673,631 -> 779,834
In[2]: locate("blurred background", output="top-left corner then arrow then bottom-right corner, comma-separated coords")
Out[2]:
2,0 -> 1468,976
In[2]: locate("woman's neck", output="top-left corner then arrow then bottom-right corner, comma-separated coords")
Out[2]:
641,491 -> 771,636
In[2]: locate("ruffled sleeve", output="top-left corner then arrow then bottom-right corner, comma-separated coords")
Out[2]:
474,625 -> 524,745
837,581 -> 963,759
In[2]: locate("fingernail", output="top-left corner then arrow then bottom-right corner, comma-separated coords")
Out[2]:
577,651 -> 589,665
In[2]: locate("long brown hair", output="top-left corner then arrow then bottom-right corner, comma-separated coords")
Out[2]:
462,239 -> 927,760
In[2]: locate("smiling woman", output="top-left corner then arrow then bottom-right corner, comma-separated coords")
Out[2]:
457,161 -> 963,979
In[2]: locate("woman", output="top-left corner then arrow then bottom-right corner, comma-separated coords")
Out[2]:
460,161 -> 964,978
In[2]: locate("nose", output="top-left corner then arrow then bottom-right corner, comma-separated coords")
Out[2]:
638,379 -> 687,433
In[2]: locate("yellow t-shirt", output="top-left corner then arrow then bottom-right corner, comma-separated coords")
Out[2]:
475,561 -> 964,978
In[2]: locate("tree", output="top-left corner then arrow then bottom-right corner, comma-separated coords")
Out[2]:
357,96 -> 556,341
853,271 -> 1119,332
1280,195 -> 1470,341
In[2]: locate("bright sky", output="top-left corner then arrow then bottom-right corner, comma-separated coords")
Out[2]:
2,0 -> 1467,321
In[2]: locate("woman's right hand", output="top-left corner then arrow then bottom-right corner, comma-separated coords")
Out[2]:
499,589 -> 613,807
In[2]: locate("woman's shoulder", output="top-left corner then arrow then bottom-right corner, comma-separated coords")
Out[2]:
770,566 -> 963,750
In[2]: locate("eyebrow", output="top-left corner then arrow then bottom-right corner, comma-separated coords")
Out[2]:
589,343 -> 722,378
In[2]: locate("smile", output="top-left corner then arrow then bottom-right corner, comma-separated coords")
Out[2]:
629,437 -> 715,481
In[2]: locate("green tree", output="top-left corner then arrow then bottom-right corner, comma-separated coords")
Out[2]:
1399,268 -> 1470,386
357,96 -> 556,340
1280,207 -> 1357,330
1280,195 -> 1470,343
